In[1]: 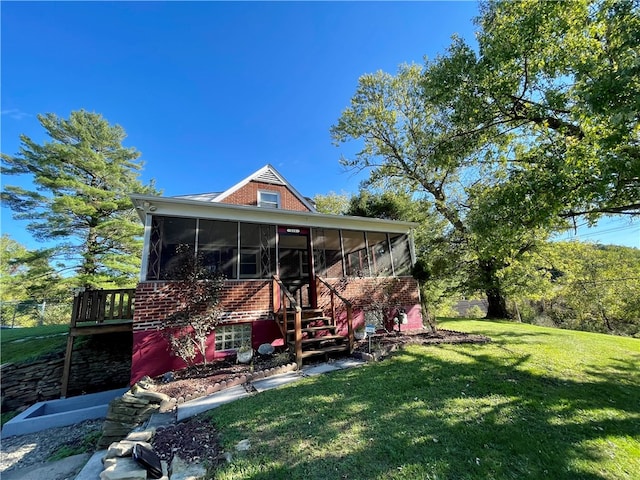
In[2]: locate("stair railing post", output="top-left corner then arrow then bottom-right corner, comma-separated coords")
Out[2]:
294,306 -> 303,369
347,304 -> 354,353
330,291 -> 336,329
71,290 -> 82,328
272,276 -> 279,313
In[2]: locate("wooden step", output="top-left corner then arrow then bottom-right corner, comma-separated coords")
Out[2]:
278,309 -> 325,320
287,316 -> 332,328
300,344 -> 350,359
298,334 -> 346,346
302,309 -> 325,319
287,325 -> 337,335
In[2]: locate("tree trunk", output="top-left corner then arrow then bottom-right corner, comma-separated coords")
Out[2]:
485,287 -> 509,319
479,258 -> 510,319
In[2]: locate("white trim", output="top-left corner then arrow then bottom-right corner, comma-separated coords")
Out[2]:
139,214 -> 152,281
131,194 -> 416,234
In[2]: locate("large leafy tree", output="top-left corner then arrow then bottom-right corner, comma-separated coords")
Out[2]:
313,191 -> 351,215
425,0 -> 639,221
1,110 -> 158,288
505,241 -> 640,335
332,0 -> 639,317
332,64 -> 545,317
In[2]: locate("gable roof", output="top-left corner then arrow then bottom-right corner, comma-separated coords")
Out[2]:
172,164 -> 317,212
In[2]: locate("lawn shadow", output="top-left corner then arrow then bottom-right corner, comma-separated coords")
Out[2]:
208,342 -> 639,480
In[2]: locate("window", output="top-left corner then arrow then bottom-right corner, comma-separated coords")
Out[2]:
239,249 -> 258,277
258,190 -> 280,208
312,228 -> 343,277
215,324 -> 252,351
240,223 -> 275,278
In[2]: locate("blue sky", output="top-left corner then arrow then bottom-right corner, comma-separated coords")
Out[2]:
2,1 -> 638,250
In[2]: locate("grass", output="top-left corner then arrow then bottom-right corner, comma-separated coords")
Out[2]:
0,324 -> 69,364
1,411 -> 19,428
204,318 -> 640,480
47,429 -> 102,461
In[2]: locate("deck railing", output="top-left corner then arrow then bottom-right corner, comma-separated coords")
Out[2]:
315,276 -> 354,354
272,275 -> 303,368
70,288 -> 135,327
62,288 -> 135,398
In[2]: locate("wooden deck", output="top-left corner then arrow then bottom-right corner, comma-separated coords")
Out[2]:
61,288 -> 135,397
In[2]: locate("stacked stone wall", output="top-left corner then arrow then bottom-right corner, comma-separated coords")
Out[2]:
1,332 -> 132,411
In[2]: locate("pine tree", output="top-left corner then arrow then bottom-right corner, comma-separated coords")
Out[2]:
1,110 -> 159,288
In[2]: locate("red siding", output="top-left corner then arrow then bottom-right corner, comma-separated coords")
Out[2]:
221,181 -> 311,211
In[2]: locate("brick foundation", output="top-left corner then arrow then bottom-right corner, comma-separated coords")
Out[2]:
131,277 -> 422,383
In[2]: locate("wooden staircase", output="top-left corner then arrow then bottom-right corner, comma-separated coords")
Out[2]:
279,308 -> 350,362
272,275 -> 354,368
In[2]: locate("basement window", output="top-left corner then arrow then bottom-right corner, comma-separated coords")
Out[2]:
215,324 -> 252,351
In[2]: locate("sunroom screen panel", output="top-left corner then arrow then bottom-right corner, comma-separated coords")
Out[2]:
342,230 -> 370,277
156,216 -> 197,279
198,219 -> 238,279
391,233 -> 412,276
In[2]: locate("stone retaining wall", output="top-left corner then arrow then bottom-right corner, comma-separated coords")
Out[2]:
1,332 -> 132,411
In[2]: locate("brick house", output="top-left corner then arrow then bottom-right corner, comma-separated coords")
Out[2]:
129,165 -> 423,382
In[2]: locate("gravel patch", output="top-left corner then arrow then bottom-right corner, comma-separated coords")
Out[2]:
0,419 -> 102,473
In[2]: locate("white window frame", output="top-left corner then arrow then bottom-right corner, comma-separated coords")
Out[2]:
258,190 -> 280,208
215,323 -> 252,351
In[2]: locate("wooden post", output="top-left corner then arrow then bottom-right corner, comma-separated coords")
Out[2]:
346,304 -> 354,353
330,292 -> 336,329
294,307 -> 303,370
71,294 -> 80,328
272,277 -> 280,313
60,334 -> 75,398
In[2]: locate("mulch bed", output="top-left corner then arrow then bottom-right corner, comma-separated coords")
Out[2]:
354,328 -> 491,351
152,417 -> 223,466
150,328 -> 490,401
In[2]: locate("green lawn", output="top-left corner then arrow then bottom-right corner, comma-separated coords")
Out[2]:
0,324 -> 69,364
205,318 -> 640,480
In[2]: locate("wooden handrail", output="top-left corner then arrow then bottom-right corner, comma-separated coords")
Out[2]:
315,276 -> 354,354
272,275 -> 303,368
